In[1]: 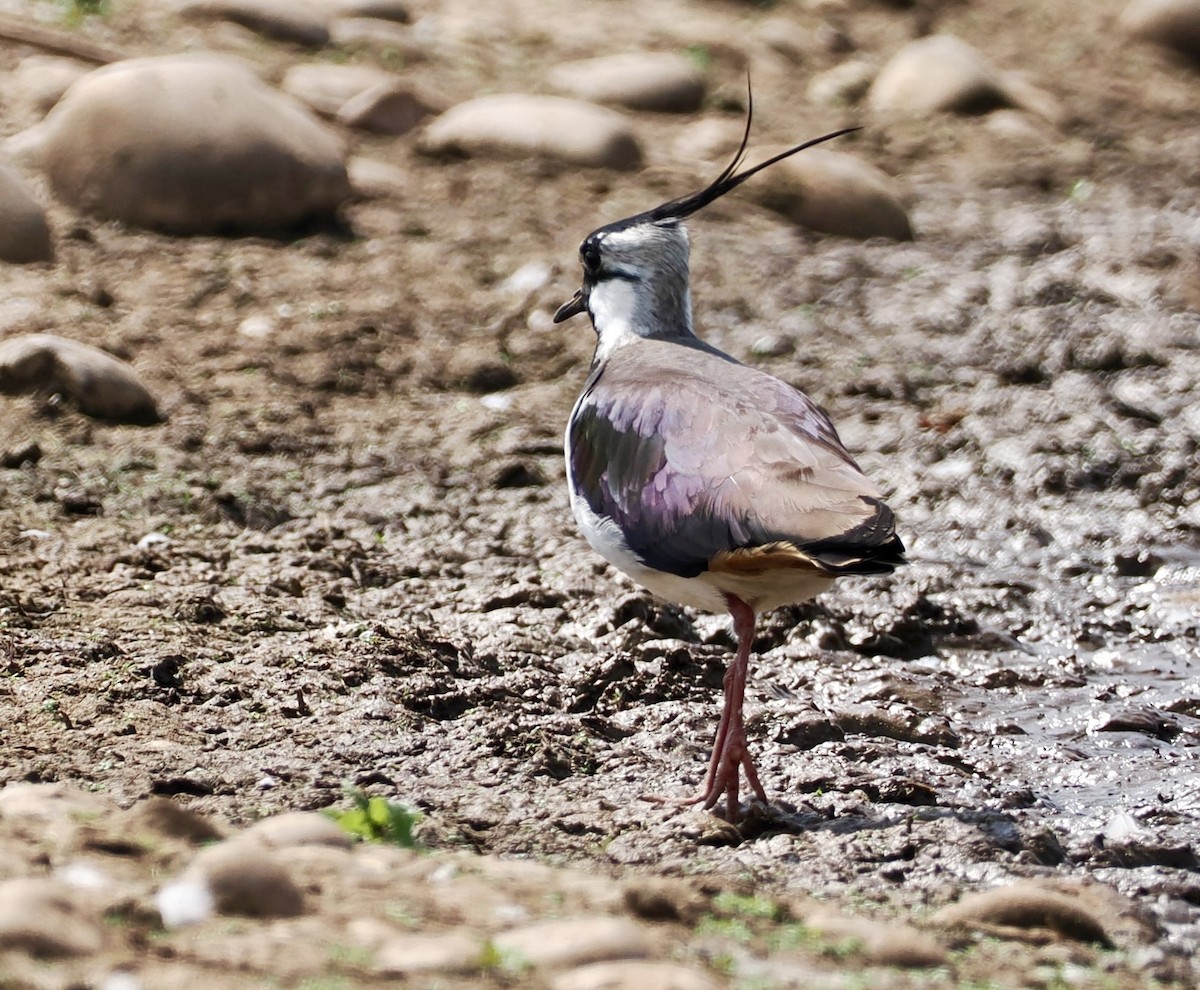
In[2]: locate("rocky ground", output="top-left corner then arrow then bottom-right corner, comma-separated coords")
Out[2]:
0,0 -> 1198,987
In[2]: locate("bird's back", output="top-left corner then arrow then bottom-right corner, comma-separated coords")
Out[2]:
568,338 -> 904,603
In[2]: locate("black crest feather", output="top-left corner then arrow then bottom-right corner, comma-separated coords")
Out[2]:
618,85 -> 859,230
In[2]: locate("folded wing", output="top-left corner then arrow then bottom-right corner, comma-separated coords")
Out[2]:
568,341 -> 905,579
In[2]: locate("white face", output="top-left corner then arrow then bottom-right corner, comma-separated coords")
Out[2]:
587,276 -> 643,358
581,222 -> 693,347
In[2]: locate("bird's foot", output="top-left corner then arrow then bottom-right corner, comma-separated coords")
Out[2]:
641,732 -> 768,824
696,730 -> 767,824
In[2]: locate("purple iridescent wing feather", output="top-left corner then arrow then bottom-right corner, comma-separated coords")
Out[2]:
569,341 -> 904,579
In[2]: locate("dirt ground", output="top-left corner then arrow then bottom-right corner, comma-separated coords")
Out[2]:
1,0 -> 1198,987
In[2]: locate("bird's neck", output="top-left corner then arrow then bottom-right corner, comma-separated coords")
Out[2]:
589,275 -> 695,361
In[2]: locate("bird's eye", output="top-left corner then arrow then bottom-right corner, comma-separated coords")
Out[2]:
581,241 -> 601,273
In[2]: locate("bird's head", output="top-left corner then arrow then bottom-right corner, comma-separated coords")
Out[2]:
554,102 -> 859,343
552,216 -> 692,337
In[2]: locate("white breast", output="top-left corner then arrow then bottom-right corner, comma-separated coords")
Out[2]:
567,486 -> 730,613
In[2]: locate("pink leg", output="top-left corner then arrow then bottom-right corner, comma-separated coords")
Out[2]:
692,596 -> 768,821
641,596 -> 769,822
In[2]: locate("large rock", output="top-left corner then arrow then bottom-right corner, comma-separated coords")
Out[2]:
176,0 -> 331,47
547,53 -> 706,113
0,166 -> 53,264
1120,0 -> 1200,60
420,94 -> 642,170
748,148 -> 913,241
0,334 -> 161,423
868,35 -> 1059,121
869,35 -> 1006,114
9,54 -> 350,234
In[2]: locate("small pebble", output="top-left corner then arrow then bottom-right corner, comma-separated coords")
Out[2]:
501,260 -> 553,296
282,63 -> 397,117
748,148 -> 912,241
237,314 -> 274,340
622,877 -> 707,924
180,842 -> 305,918
807,59 -> 877,107
547,53 -> 706,113
750,333 -> 795,358
55,861 -> 111,891
243,811 -> 353,849
480,393 -> 513,413
374,932 -> 483,975
752,15 -> 812,63
347,157 -> 408,198
984,109 -> 1057,146
0,333 -> 161,423
805,909 -> 947,968
100,973 -> 144,990
176,0 -> 331,47
420,95 -> 642,171
120,797 -> 224,844
1120,0 -> 1200,60
493,916 -> 652,968
156,879 -> 216,928
553,960 -> 718,990
0,878 -> 104,957
137,532 -> 171,549
670,117 -> 740,166
436,351 -> 517,394
333,0 -> 410,22
330,16 -> 416,52
0,782 -> 115,820
933,882 -> 1112,946
1,441 -> 42,468
8,55 -> 89,116
337,83 -> 435,134
0,164 -> 53,264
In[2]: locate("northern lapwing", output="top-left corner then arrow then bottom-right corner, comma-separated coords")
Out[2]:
554,109 -> 906,823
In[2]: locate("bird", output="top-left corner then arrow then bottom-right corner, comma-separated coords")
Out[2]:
554,105 -> 906,823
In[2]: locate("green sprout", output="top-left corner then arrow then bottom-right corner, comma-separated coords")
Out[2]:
324,787 -> 421,849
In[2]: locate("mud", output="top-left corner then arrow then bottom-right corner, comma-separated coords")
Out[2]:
1,0 -> 1199,986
